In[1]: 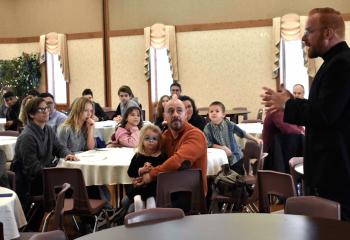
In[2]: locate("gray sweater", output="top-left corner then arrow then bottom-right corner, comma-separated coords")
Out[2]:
13,121 -> 70,181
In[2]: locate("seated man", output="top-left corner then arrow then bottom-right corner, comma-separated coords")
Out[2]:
112,85 -> 140,123
139,97 -> 208,195
82,88 -> 108,121
3,91 -> 21,131
38,93 -> 67,133
11,97 -> 77,212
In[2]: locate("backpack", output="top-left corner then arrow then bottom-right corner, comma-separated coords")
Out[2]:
213,164 -> 249,205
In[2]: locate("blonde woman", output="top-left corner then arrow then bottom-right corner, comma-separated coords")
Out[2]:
57,97 -> 95,152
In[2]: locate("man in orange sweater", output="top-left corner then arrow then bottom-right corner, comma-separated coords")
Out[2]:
140,97 -> 208,194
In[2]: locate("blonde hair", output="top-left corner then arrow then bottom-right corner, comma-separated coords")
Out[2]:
19,95 -> 35,126
62,97 -> 94,133
137,124 -> 162,155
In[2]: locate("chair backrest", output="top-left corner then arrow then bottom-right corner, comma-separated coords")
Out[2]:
285,196 -> 341,220
258,170 -> 296,213
243,141 -> 263,176
53,183 -> 71,231
0,222 -> 3,240
124,208 -> 185,227
42,168 -> 92,214
7,171 -> 16,191
156,169 -> 207,215
28,230 -> 67,240
103,107 -> 115,120
0,130 -> 19,136
288,157 -> 303,185
233,107 -> 247,111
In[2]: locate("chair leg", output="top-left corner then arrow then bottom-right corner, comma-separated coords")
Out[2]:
93,215 -> 98,232
72,216 -> 80,231
41,211 -> 53,232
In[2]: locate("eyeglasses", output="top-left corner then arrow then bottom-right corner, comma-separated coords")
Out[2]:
144,136 -> 159,142
37,107 -> 50,113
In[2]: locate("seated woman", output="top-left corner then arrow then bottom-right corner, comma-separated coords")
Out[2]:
11,97 -> 77,212
154,95 -> 170,131
57,97 -> 95,152
108,106 -> 143,148
179,95 -> 207,131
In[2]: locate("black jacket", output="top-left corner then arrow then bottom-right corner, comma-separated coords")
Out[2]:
284,42 -> 350,205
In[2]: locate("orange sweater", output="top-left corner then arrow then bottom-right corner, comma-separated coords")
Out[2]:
149,122 -> 208,194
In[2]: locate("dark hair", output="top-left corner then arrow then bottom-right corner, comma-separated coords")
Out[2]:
179,95 -> 199,115
25,97 -> 46,120
3,91 -> 15,99
118,85 -> 134,97
170,82 -> 182,91
82,88 -> 93,96
156,95 -> 170,119
26,89 -> 40,97
119,106 -> 143,129
209,101 -> 226,113
38,92 -> 55,101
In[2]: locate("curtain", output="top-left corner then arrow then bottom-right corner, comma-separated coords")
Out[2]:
39,32 -> 70,82
272,14 -> 316,80
144,23 -> 178,81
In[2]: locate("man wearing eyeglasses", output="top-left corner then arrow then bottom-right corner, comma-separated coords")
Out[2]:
138,97 -> 208,195
38,92 -> 67,133
261,8 -> 350,220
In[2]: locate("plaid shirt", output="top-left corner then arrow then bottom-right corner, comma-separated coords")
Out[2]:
204,119 -> 246,165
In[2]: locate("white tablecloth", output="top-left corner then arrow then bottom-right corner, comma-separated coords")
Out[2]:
0,118 -> 6,131
0,187 -> 27,240
0,136 -> 17,161
94,120 -> 117,143
236,123 -> 263,149
57,147 -> 228,186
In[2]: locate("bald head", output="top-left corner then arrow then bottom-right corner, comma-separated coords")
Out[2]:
164,98 -> 187,132
293,84 -> 305,99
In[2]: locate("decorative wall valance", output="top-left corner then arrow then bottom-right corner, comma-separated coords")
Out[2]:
272,14 -> 316,80
39,32 -> 70,82
144,23 -> 178,81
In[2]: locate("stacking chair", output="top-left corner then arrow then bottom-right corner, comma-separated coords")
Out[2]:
42,183 -> 73,232
42,168 -> 107,232
0,130 -> 20,136
156,169 -> 207,215
288,157 -> 304,195
27,230 -> 67,240
285,196 -> 341,220
258,170 -> 296,213
124,208 -> 185,227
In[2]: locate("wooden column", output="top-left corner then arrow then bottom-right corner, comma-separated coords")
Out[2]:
102,0 -> 112,107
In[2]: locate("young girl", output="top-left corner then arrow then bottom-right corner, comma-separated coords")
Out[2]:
127,124 -> 167,211
58,97 -> 95,152
108,106 -> 143,148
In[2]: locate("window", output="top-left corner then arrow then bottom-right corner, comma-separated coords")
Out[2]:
149,47 -> 173,103
280,39 -> 309,98
46,52 -> 68,104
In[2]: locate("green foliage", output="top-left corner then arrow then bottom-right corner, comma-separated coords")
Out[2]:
0,52 -> 41,99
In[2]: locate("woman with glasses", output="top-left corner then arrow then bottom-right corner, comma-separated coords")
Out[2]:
57,97 -> 95,152
12,97 -> 77,212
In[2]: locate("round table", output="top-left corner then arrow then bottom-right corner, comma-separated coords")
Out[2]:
76,213 -> 350,240
57,147 -> 229,186
94,120 -> 117,143
0,187 -> 27,240
236,123 -> 263,149
0,136 -> 17,161
295,163 -> 304,175
0,118 -> 6,131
